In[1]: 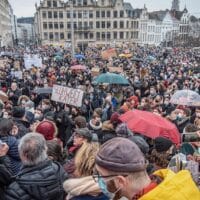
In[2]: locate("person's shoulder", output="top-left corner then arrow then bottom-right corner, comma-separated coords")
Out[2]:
5,181 -> 23,200
71,194 -> 109,200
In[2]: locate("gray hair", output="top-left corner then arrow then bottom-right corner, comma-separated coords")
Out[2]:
18,132 -> 48,166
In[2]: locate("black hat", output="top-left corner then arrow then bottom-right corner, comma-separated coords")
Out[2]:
12,106 -> 25,118
154,137 -> 173,153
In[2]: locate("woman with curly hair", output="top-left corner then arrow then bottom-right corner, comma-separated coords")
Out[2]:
63,142 -> 109,200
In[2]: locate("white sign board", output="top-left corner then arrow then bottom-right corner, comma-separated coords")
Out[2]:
51,85 -> 84,107
24,55 -> 42,69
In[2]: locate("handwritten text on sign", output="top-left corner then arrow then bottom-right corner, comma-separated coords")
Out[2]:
51,85 -> 84,107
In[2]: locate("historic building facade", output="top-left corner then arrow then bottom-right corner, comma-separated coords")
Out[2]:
0,0 -> 13,47
34,0 -> 139,47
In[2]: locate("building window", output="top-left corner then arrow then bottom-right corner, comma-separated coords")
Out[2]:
78,21 -> 82,28
113,11 -> 118,18
107,11 -> 110,18
77,0 -> 82,6
43,22 -> 47,29
102,0 -> 105,6
47,1 -> 51,7
120,32 -> 124,39
114,32 -> 117,39
54,23 -> 58,29
78,12 -> 82,18
55,32 -> 59,41
67,22 -> 71,29
49,22 -> 53,29
102,11 -> 105,18
83,0 -> 87,6
96,32 -> 100,39
67,11 -> 70,18
49,32 -> 54,40
60,22 -> 64,29
84,32 -> 88,39
48,11 -> 52,18
126,21 -> 129,28
113,21 -> 117,29
53,1 -> 57,7
107,21 -> 111,28
73,22 -> 77,29
90,32 -> 94,39
89,11 -> 93,18
67,33 -> 71,39
84,21 -> 88,28
59,12 -> 63,18
83,11 -> 88,18
107,32 -> 111,39
89,21 -> 93,28
96,11 -> 100,18
44,32 -> 48,40
60,33 -> 64,39
120,21 -> 124,28
42,11 -> 47,19
101,21 -> 105,28
54,11 -> 58,18
120,10 -> 124,17
96,21 -> 100,28
102,32 -> 105,40
73,11 -> 76,18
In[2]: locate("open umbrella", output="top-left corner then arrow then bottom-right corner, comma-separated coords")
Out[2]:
119,53 -> 132,58
33,87 -> 52,94
131,57 -> 143,62
74,54 -> 85,60
0,91 -> 8,102
170,90 -> 200,107
120,110 -> 180,144
71,65 -> 87,71
54,55 -> 63,61
93,72 -> 129,85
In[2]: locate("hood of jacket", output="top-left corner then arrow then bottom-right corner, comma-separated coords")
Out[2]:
63,176 -> 102,200
16,160 -> 67,199
140,169 -> 200,200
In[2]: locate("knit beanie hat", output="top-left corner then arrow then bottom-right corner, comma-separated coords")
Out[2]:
96,137 -> 146,172
75,127 -> 92,142
110,112 -> 121,125
154,137 -> 173,153
35,120 -> 58,140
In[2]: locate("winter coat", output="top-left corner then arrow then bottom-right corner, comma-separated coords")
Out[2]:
13,118 -> 30,139
5,160 -> 68,200
0,157 -> 12,200
63,176 -> 109,200
0,136 -> 21,176
140,169 -> 200,200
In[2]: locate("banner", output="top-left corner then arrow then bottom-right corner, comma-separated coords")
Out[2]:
101,48 -> 117,60
24,55 -> 42,69
51,85 -> 84,107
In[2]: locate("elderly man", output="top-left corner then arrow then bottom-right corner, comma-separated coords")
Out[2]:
5,132 -> 67,200
94,137 -> 199,200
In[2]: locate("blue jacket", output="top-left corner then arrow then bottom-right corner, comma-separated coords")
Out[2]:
0,135 -> 21,175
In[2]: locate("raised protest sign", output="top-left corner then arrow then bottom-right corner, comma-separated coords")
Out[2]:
51,85 -> 84,107
24,55 -> 42,69
101,48 -> 117,60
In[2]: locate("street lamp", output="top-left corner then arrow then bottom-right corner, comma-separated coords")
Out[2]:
69,0 -> 75,58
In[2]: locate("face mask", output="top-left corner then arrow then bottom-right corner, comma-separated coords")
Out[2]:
98,177 -> 120,199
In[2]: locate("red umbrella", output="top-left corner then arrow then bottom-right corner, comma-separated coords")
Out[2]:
71,65 -> 86,71
119,110 -> 180,144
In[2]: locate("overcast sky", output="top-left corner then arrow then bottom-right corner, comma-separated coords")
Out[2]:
9,0 -> 200,18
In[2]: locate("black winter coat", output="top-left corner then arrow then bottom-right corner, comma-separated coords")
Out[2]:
5,160 -> 68,200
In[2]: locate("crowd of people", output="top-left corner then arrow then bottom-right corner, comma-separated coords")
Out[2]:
0,44 -> 200,200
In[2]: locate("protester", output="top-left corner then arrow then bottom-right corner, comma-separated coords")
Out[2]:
95,137 -> 199,200
5,132 -> 67,200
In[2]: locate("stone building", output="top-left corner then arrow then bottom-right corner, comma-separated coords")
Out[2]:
0,0 -> 13,47
34,0 -> 139,47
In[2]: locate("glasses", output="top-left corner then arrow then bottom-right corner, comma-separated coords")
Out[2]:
92,171 -> 128,183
